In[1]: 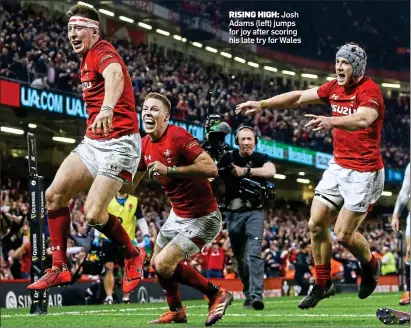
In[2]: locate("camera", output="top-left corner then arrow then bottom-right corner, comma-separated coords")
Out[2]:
202,114 -> 231,162
239,178 -> 275,205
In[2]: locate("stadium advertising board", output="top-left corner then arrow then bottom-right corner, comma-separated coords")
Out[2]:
20,85 -> 88,119
0,79 -> 87,119
0,78 -> 405,182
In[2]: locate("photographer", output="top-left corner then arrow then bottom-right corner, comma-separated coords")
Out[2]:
217,126 -> 276,310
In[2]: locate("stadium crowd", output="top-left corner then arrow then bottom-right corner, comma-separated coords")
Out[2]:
0,4 -> 409,169
0,176 -> 403,285
158,0 -> 410,72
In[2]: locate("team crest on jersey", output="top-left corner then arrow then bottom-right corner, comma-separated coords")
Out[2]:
144,155 -> 151,161
129,204 -> 133,211
349,96 -> 356,105
331,94 -> 339,100
164,149 -> 172,164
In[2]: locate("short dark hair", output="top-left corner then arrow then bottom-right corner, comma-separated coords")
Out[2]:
66,4 -> 100,22
145,92 -> 171,113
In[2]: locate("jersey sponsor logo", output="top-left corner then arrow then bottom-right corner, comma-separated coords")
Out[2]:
81,81 -> 92,91
331,104 -> 357,116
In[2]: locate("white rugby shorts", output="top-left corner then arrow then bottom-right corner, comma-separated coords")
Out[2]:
156,209 -> 222,258
315,158 -> 384,213
73,133 -> 141,183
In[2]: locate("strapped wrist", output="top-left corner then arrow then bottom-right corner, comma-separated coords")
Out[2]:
101,105 -> 114,112
167,166 -> 178,176
260,100 -> 268,110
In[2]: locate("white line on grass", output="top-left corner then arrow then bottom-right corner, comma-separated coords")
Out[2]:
1,310 -> 376,319
1,293 -> 397,319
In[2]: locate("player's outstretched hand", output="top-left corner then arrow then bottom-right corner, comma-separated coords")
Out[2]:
235,100 -> 262,115
304,114 -> 333,131
147,161 -> 167,179
88,108 -> 114,136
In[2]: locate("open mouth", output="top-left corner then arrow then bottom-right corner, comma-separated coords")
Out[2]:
337,72 -> 346,82
143,117 -> 155,129
71,40 -> 82,49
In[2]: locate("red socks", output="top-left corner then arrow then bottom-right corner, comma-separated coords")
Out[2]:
98,214 -> 138,258
156,261 -> 219,310
361,254 -> 378,272
315,263 -> 331,287
48,207 -> 71,267
173,261 -> 219,299
156,274 -> 182,311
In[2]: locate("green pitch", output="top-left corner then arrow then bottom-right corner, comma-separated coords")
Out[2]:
1,292 -> 404,327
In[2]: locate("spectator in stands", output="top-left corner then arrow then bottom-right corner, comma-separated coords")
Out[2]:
0,256 -> 13,280
293,242 -> 313,296
30,75 -> 49,89
381,246 -> 397,276
333,250 -> 361,284
263,241 -> 282,278
206,241 -> 225,278
13,239 -> 31,279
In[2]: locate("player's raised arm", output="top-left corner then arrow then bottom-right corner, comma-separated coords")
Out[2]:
235,87 -> 324,115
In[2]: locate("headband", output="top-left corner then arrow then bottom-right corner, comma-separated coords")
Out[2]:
68,15 -> 99,29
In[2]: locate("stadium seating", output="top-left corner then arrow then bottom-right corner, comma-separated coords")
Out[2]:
0,4 -> 409,168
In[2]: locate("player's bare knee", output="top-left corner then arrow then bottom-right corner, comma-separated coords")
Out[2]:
84,205 -> 105,226
308,217 -> 325,237
45,188 -> 67,210
153,257 -> 174,278
85,210 -> 105,226
335,231 -> 353,247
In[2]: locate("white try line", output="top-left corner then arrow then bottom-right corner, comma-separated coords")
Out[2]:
1,293 -> 398,319
1,311 -> 377,319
